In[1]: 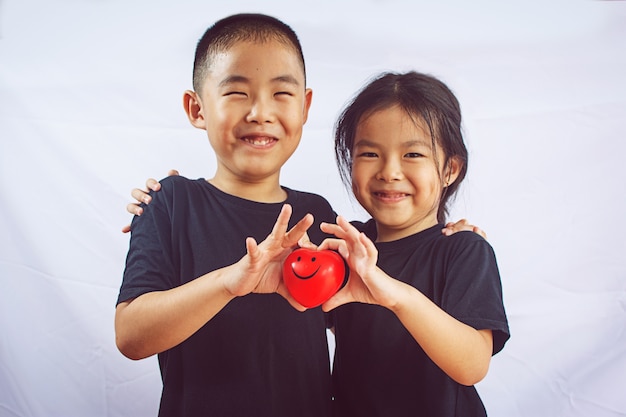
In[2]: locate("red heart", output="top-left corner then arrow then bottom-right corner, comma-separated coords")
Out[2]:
283,248 -> 347,308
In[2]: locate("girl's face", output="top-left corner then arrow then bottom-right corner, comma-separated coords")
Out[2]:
351,105 -> 459,242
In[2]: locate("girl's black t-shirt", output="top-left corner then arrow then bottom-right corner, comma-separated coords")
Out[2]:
330,220 -> 510,417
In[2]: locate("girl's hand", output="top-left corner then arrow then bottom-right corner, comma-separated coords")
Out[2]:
319,216 -> 401,311
122,169 -> 179,233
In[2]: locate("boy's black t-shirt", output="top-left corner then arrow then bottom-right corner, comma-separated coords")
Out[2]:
330,220 -> 510,417
118,176 -> 335,417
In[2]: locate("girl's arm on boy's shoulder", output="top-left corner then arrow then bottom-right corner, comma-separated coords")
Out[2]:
121,170 -> 179,233
115,204 -> 310,360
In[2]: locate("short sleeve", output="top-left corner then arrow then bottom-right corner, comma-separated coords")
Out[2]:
117,186 -> 177,305
442,234 -> 510,355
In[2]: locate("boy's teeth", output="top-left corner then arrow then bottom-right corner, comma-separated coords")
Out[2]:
244,136 -> 273,145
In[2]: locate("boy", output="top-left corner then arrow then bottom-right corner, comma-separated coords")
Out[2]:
115,14 -> 334,417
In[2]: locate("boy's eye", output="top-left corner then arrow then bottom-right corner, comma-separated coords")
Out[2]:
275,91 -> 294,97
224,91 -> 247,97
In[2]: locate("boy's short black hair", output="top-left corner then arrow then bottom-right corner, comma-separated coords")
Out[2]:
192,13 -> 306,93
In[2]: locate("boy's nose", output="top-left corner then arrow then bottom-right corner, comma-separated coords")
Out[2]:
246,98 -> 276,124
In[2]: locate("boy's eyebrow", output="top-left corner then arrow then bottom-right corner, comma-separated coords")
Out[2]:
272,75 -> 301,86
218,74 -> 301,87
219,75 -> 248,87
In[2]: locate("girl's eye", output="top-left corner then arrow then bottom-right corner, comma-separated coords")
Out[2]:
357,152 -> 378,158
275,91 -> 294,97
405,152 -> 425,158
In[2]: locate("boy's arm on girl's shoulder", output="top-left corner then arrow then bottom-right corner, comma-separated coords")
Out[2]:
441,218 -> 487,240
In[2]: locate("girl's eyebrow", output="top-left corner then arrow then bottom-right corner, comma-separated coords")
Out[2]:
354,139 -> 430,148
354,139 -> 378,148
403,139 -> 431,147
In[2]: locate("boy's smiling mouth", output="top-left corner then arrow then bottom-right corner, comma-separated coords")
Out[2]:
242,136 -> 277,147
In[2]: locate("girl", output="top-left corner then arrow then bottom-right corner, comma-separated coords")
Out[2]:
319,71 -> 509,417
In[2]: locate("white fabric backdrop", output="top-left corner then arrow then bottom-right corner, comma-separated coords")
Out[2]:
1,1 -> 625,416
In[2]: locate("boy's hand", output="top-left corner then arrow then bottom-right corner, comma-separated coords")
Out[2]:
228,204 -> 311,311
121,169 -> 179,233
442,218 -> 487,240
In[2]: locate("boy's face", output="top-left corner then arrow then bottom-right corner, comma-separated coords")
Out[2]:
190,39 -> 312,186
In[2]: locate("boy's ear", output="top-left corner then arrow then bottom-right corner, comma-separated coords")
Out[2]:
183,90 -> 206,130
302,88 -> 313,124
444,156 -> 463,187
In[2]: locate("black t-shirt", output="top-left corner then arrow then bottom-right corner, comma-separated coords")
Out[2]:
330,220 -> 510,417
118,177 -> 336,417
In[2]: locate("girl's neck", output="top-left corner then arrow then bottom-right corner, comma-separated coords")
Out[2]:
375,217 -> 438,242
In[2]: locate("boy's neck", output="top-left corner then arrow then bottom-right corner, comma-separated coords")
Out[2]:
206,177 -> 287,203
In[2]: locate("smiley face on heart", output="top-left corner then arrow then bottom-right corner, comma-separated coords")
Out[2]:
283,248 -> 348,308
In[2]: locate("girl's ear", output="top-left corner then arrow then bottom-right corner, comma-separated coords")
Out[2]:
443,156 -> 463,187
183,90 -> 206,130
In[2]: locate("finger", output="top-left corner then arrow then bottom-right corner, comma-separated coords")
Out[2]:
146,178 -> 161,192
336,216 -> 362,241
245,236 -> 260,261
126,202 -> 144,216
359,232 -> 378,259
283,213 -> 314,249
317,238 -> 344,252
473,226 -> 488,240
319,240 -> 350,262
121,224 -> 131,234
268,204 -> 293,240
320,221 -> 343,237
321,219 -> 357,242
297,232 -> 318,250
131,188 -> 152,205
442,218 -> 471,236
167,169 -> 180,176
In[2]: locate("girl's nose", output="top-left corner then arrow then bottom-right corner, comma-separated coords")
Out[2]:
375,160 -> 403,182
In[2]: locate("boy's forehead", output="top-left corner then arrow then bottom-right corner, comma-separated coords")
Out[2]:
206,40 -> 305,80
